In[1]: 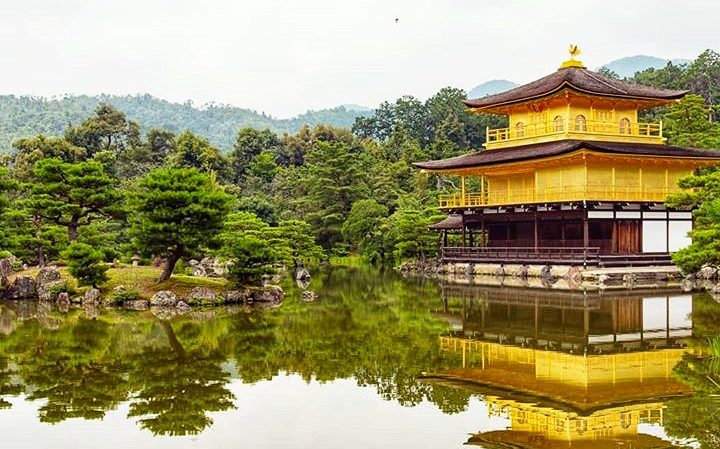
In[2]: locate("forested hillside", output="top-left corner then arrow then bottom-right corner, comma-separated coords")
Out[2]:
0,94 -> 369,152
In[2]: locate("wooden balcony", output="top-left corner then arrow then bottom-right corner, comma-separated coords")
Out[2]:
485,118 -> 663,149
438,186 -> 681,209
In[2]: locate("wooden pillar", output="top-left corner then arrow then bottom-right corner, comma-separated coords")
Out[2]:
461,176 -> 466,207
469,228 -> 474,247
481,215 -> 486,247
442,230 -> 448,247
583,209 -> 589,250
461,226 -> 466,247
534,211 -> 539,250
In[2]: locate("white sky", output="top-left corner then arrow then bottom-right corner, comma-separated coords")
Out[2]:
0,0 -> 718,117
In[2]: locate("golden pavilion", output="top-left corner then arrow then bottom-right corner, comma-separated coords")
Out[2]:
415,48 -> 720,267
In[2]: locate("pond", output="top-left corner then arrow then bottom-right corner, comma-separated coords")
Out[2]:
1,266 -> 719,448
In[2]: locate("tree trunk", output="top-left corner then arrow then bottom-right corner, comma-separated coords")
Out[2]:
37,248 -> 46,268
68,217 -> 79,241
158,248 -> 183,283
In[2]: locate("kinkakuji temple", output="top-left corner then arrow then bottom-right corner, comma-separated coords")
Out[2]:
414,48 -> 720,267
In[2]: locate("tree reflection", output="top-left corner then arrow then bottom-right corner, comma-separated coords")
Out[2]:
127,320 -> 235,436
0,266 -> 473,434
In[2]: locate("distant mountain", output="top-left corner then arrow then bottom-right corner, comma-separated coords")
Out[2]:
340,103 -> 373,112
0,94 -> 372,152
467,80 -> 518,99
599,55 -> 691,79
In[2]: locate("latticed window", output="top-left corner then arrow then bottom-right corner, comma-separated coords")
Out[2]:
619,117 -> 631,134
553,115 -> 564,132
515,122 -> 525,138
574,114 -> 587,131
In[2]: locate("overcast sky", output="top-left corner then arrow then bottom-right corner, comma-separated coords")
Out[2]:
0,0 -> 718,117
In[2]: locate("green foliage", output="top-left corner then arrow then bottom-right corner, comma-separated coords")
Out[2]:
663,94 -> 720,147
128,167 -> 234,282
63,242 -> 109,288
170,131 -> 230,181
28,158 -> 123,240
667,167 -> 720,272
224,235 -> 278,285
386,200 -> 444,264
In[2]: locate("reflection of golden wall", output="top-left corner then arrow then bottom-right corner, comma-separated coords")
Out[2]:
486,396 -> 664,442
440,337 -> 685,387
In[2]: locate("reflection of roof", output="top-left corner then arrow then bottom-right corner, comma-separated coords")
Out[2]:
429,214 -> 463,230
413,140 -> 720,171
466,430 -> 677,449
464,65 -> 686,110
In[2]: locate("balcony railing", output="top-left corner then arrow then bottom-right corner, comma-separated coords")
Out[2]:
486,118 -> 662,146
438,185 -> 682,209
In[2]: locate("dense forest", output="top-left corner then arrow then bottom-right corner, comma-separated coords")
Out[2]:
0,94 -> 369,152
0,50 -> 719,288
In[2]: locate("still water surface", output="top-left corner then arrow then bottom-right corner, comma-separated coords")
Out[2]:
1,266 -> 719,448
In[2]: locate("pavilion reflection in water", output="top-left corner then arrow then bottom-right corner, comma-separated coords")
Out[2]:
429,285 -> 696,449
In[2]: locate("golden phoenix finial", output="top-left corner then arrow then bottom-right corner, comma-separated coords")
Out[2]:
568,44 -> 581,60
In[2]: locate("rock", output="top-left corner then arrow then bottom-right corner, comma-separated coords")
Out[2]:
189,259 -> 200,267
466,263 -> 476,275
540,265 -> 553,280
176,300 -> 191,311
57,292 -> 70,304
5,275 -> 36,300
247,285 -> 284,303
151,307 -> 177,320
123,299 -> 149,311
494,265 -> 505,277
84,288 -> 101,304
710,284 -> 720,303
186,287 -> 220,305
83,303 -> 99,319
296,268 -> 311,281
698,265 -> 718,281
38,280 -> 66,301
150,290 -> 178,307
517,265 -> 529,280
222,290 -> 247,304
655,272 -> 669,282
0,274 -> 9,291
191,265 -> 207,277
296,278 -> 311,290
302,290 -> 318,302
622,273 -> 637,288
598,274 -> 610,288
36,266 -> 62,301
0,258 -> 13,277
565,266 -> 582,288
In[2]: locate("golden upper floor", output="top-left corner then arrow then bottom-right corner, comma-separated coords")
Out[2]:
464,51 -> 686,150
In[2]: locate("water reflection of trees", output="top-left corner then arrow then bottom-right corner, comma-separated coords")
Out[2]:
0,266 -> 471,433
665,295 -> 720,449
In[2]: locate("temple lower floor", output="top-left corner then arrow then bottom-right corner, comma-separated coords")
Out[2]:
436,202 -> 692,266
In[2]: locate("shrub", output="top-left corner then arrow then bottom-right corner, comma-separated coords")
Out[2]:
63,242 -> 109,288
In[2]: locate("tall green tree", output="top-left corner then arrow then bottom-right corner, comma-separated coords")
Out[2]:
170,131 -> 230,181
28,159 -> 123,241
294,141 -> 370,248
128,167 -> 233,282
64,103 -> 141,157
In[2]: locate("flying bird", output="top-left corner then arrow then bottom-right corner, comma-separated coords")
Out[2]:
395,18 -> 399,23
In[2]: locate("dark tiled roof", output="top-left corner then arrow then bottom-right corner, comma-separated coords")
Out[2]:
428,214 -> 463,229
413,140 -> 720,171
465,66 -> 687,109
